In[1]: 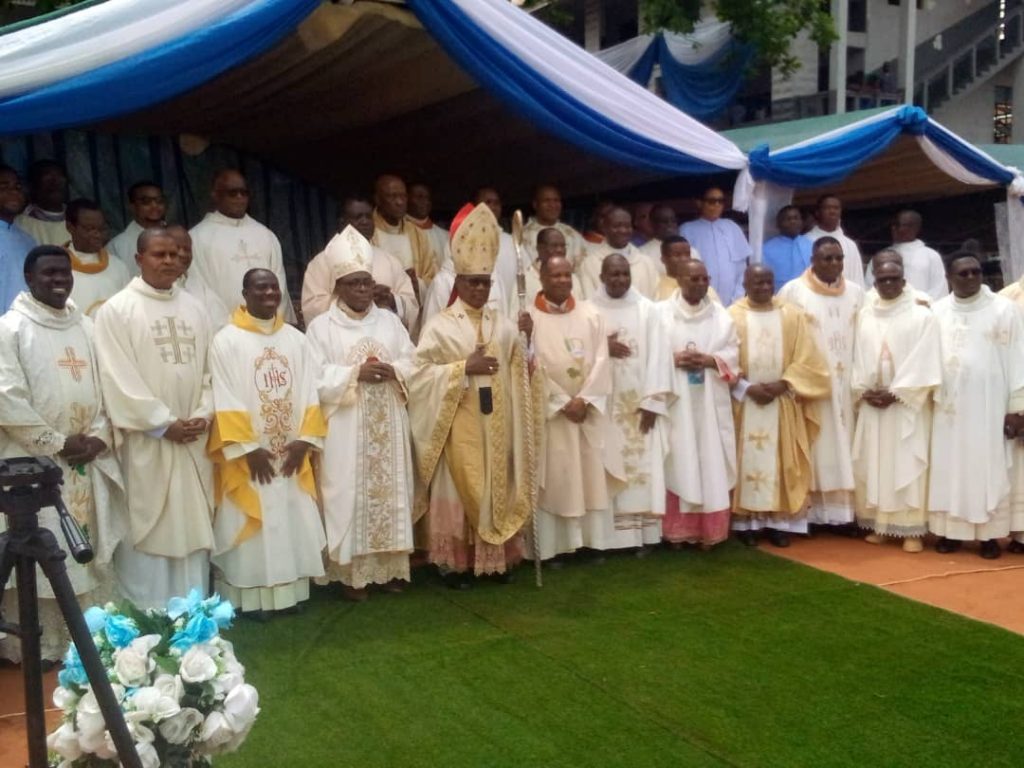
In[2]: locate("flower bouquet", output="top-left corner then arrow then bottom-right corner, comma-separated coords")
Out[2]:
47,589 -> 259,767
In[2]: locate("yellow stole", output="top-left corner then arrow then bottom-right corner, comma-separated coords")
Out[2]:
64,244 -> 110,275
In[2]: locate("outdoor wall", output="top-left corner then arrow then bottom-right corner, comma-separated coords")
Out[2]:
932,81 -> 998,144
863,0 -> 983,75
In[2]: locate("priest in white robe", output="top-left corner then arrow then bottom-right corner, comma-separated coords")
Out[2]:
730,265 -> 830,548
0,246 -> 127,661
302,196 -> 418,328
528,255 -> 613,561
929,252 -> 1024,559
852,259 -> 941,553
94,228 -> 215,608
654,237 -> 721,304
189,169 -> 296,323
521,227 -> 583,306
578,207 -> 659,300
865,210 -> 948,301
372,174 -> 438,293
778,236 -> 864,529
306,226 -> 417,600
14,160 -> 69,246
409,203 -> 540,586
805,194 -> 865,288
584,254 -> 665,552
998,270 -> 1024,553
107,181 -> 167,275
649,260 -> 739,549
521,184 -> 587,268
63,199 -> 129,317
167,224 -> 230,331
208,270 -> 327,616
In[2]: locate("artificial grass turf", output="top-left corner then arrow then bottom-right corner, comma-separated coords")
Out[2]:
218,544 -> 1024,768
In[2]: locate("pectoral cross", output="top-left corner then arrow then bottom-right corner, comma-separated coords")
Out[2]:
57,346 -> 87,383
747,430 -> 771,450
151,317 -> 196,365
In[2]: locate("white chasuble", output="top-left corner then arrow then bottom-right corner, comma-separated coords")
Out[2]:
578,243 -> 660,301
208,310 -> 327,611
180,271 -> 230,332
93,278 -> 214,608
528,297 -> 613,559
0,294 -> 128,659
929,289 -> 1024,540
1000,278 -> 1024,538
66,247 -> 130,316
648,297 -> 738,514
851,291 -> 941,537
189,212 -> 296,323
585,288 -> 665,548
306,303 -> 416,588
778,270 -> 863,524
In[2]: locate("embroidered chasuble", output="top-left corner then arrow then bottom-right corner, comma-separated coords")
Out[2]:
65,245 -> 130,316
585,287 -> 666,548
729,297 -> 829,524
578,243 -> 659,300
647,296 -> 738,546
851,290 -> 941,538
521,217 -> 587,268
409,298 -> 542,573
189,211 -> 296,323
0,293 -> 127,661
528,294 -> 613,559
999,278 -> 1024,540
302,244 -> 419,328
93,277 -> 214,607
929,288 -> 1024,541
306,302 -> 416,588
778,269 -> 863,524
208,308 -> 327,611
371,210 -> 439,284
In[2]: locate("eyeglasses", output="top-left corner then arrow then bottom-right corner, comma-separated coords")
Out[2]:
460,277 -> 493,288
338,278 -> 374,288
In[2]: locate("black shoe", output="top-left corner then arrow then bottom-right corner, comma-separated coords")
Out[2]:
935,537 -> 962,554
1007,540 -> 1024,554
493,571 -> 516,584
979,539 -> 1002,560
768,530 -> 790,548
443,572 -> 473,590
736,530 -> 758,547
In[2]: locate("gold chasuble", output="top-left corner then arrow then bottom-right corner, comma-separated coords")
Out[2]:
372,209 -> 439,283
729,298 -> 830,518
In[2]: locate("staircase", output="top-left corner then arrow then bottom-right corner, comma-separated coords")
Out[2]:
913,0 -> 1024,112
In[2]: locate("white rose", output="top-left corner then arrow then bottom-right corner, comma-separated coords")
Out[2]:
136,740 -> 161,768
159,707 -> 204,745
75,690 -> 105,738
130,687 -> 180,723
222,684 -> 260,733
197,711 -> 234,754
47,721 -> 83,760
52,686 -> 78,713
179,646 -> 218,684
113,647 -> 153,688
129,634 -> 162,656
212,669 -> 244,696
78,727 -> 116,759
152,673 -> 184,702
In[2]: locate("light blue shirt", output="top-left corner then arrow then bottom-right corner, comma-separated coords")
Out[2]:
679,218 -> 751,304
0,220 -> 36,312
761,234 -> 813,293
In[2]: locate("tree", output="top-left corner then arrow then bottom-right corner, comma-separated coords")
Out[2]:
641,0 -> 837,77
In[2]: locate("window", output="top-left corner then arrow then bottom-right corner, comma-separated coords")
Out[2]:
995,85 -> 1013,144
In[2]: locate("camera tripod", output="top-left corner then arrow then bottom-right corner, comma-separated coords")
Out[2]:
0,456 -> 140,768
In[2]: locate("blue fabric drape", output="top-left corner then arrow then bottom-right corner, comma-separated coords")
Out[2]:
655,36 -> 752,122
0,0 -> 320,137
749,106 -> 1014,188
407,0 -> 733,175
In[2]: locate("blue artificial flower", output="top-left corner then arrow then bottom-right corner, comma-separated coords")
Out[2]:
169,611 -> 218,652
83,606 -> 108,635
104,614 -> 140,649
58,644 -> 88,688
211,600 -> 235,630
166,588 -> 204,620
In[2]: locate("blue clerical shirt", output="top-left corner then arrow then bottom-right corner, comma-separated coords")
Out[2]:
761,234 -> 813,293
0,220 -> 36,311
679,218 -> 751,304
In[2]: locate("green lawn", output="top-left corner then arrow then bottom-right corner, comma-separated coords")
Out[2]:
218,545 -> 1024,768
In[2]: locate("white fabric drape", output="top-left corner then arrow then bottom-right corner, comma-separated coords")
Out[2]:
0,0 -> 256,98
595,34 -> 654,74
660,21 -> 733,65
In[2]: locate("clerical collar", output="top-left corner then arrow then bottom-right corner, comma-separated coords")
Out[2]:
952,287 -> 991,308
534,291 -> 575,314
678,296 -> 710,317
208,211 -> 249,228
131,276 -> 177,300
63,243 -> 110,274
336,298 -> 371,320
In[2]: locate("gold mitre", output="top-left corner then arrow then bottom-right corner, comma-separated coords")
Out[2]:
450,202 -> 499,276
326,225 -> 374,281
